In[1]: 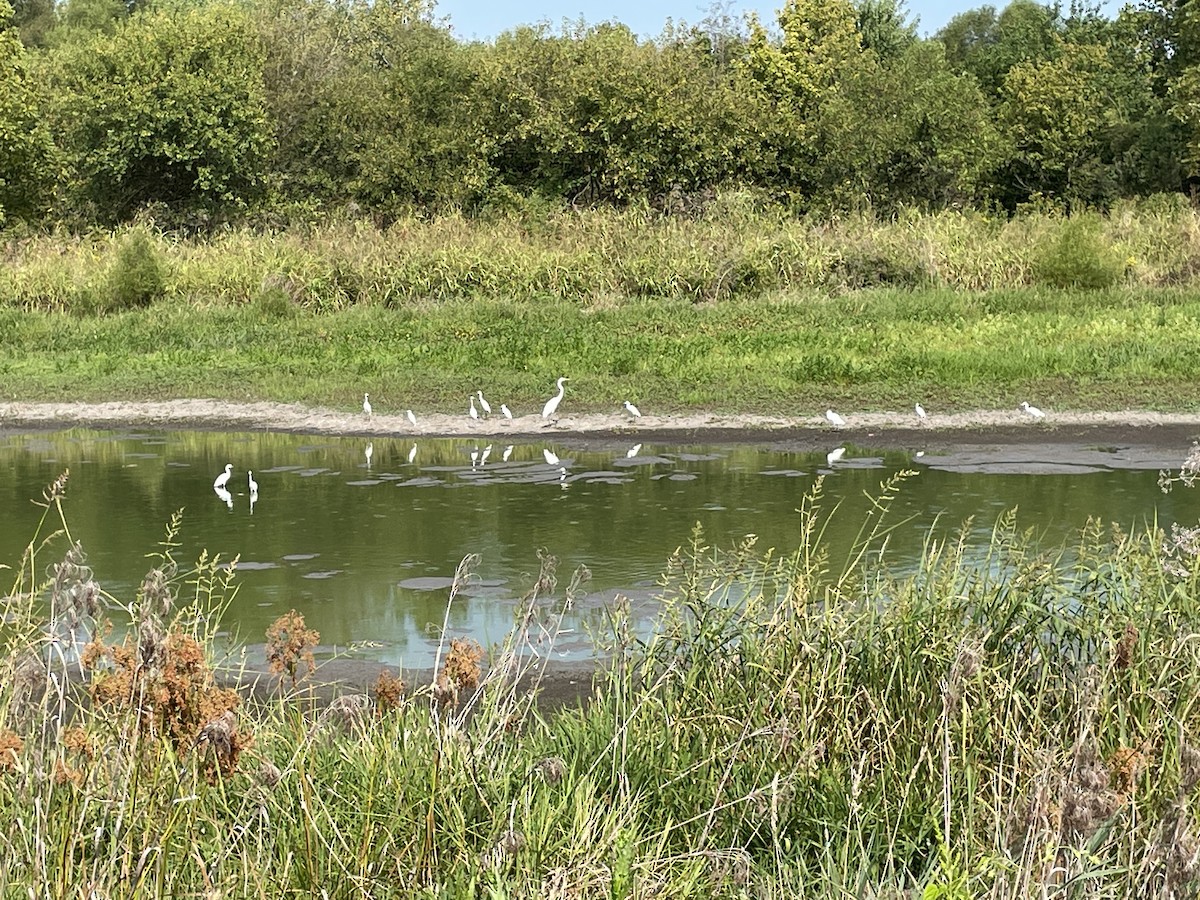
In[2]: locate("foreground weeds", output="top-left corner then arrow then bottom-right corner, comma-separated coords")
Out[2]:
3,472 -> 1200,897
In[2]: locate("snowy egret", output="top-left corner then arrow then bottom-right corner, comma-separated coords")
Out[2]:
626,443 -> 642,458
827,447 -> 846,466
825,409 -> 847,428
477,391 -> 492,417
542,377 -> 568,421
500,404 -> 513,420
480,444 -> 492,465
407,409 -> 417,427
543,448 -> 560,466
408,444 -> 417,463
915,403 -> 927,421
248,470 -> 259,495
213,463 -> 233,490
624,401 -> 642,418
1021,401 -> 1046,420
365,442 -> 373,469
502,445 -> 513,462
469,396 -> 478,420
363,393 -> 372,417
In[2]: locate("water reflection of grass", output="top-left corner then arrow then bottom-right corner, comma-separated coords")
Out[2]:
4,471 -> 1200,896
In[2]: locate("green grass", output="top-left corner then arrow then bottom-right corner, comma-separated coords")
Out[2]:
5,472 -> 1200,896
2,288 -> 1200,413
4,200 -> 1200,412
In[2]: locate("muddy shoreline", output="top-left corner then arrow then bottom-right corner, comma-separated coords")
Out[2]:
3,399 -> 1200,449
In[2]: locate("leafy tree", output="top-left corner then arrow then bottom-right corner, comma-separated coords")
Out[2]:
997,40 -> 1114,203
856,0 -> 918,59
256,0 -> 487,214
816,40 -> 1002,208
46,0 -> 272,223
740,0 -> 865,197
9,0 -> 54,47
477,22 -> 752,203
0,0 -> 55,224
937,0 -> 1062,95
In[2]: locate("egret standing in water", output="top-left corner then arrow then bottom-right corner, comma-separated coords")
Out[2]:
477,391 -> 492,417
500,404 -> 513,420
825,409 -> 847,428
365,442 -> 374,469
480,444 -> 492,466
469,396 -> 479,420
248,470 -> 259,496
408,444 -> 418,464
626,443 -> 642,459
624,401 -> 642,419
213,463 -> 233,490
543,448 -> 560,466
363,393 -> 373,417
1021,401 -> 1046,420
915,403 -> 927,422
407,409 -> 417,427
502,445 -> 513,462
826,446 -> 846,466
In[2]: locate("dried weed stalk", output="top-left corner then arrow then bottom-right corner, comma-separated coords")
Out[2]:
265,609 -> 319,687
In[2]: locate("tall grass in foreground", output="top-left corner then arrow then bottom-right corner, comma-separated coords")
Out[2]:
3,471 -> 1200,897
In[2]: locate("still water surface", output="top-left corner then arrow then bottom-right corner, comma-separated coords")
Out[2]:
1,428 -> 1197,666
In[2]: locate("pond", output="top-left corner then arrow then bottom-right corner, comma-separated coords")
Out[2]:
2,427 -> 1198,667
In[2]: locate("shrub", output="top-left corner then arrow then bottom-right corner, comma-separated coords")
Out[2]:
1032,216 -> 1124,289
97,229 -> 166,312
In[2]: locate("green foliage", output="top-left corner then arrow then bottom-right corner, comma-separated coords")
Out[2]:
46,0 -> 272,224
94,228 -> 167,312
1032,214 -> 1124,289
0,1 -> 55,225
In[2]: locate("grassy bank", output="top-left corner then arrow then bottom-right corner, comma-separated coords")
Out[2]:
3,288 -> 1200,414
4,473 -> 1200,896
5,201 -> 1200,413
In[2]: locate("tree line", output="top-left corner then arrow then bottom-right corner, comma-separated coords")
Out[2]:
1,0 -> 1198,229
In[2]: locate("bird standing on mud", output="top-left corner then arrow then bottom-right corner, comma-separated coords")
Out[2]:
363,393 -> 372,417
825,409 -> 846,428
542,377 -> 568,422
1021,401 -> 1045,420
624,401 -> 642,419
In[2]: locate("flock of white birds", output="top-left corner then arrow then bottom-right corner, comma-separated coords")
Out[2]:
214,377 -> 1051,502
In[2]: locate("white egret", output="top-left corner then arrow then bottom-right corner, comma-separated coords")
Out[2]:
213,463 -> 233,490
477,391 -> 492,417
470,448 -> 479,467
542,377 -> 568,421
915,403 -> 927,421
407,409 -> 417,427
825,409 -> 847,428
626,443 -> 642,459
365,442 -> 374,469
827,447 -> 846,466
502,445 -> 513,462
363,393 -> 373,417
543,448 -> 560,466
408,444 -> 418,464
469,396 -> 479,420
500,404 -> 513,420
624,401 -> 642,418
248,470 -> 259,495
480,444 -> 492,466
1021,401 -> 1046,420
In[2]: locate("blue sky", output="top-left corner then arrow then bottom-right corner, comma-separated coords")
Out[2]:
436,0 -> 1024,40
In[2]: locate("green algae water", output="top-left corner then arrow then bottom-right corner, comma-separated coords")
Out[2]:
2,428 -> 1197,666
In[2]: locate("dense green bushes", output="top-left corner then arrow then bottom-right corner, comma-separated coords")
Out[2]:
1,0 -> 1198,229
